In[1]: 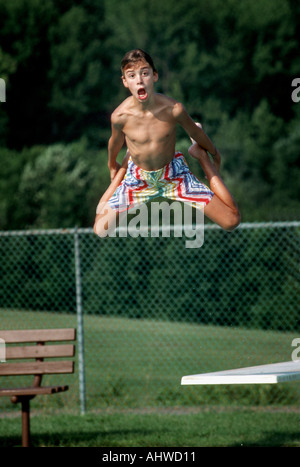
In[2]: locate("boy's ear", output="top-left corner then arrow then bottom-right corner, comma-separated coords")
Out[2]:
153,72 -> 158,83
122,75 -> 129,88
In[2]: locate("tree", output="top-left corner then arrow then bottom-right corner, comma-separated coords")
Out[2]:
0,145 -> 43,229
269,125 -> 300,218
0,0 -> 56,148
0,47 -> 17,144
48,4 -> 111,145
18,139 -> 104,228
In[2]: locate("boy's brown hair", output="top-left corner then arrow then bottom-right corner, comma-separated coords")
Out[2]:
121,49 -> 157,75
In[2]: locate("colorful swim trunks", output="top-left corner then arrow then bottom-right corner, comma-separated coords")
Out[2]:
107,151 -> 214,212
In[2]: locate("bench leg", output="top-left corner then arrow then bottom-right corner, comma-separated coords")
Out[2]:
21,398 -> 30,447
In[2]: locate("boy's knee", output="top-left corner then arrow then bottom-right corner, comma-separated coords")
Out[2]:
93,222 -> 100,236
93,216 -> 107,237
93,222 -> 110,238
223,210 -> 241,232
93,211 -> 119,237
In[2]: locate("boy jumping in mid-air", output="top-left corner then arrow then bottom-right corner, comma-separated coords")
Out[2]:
94,49 -> 240,236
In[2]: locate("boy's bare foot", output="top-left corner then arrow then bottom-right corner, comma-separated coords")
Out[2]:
188,142 -> 210,163
188,142 -> 212,181
189,122 -> 221,172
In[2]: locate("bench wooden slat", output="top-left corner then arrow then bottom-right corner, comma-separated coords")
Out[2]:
0,385 -> 69,397
0,360 -> 74,376
5,344 -> 75,360
0,328 -> 76,447
0,328 -> 76,343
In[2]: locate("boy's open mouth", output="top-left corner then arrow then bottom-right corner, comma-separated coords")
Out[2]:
137,88 -> 147,100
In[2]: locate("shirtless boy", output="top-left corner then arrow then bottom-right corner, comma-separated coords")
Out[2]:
94,49 -> 240,236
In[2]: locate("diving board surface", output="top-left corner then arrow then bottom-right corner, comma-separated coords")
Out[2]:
181,361 -> 300,385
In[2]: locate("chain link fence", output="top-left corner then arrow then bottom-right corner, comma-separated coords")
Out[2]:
0,221 -> 299,414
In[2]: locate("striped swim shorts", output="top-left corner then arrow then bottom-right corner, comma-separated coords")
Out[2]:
107,151 -> 214,212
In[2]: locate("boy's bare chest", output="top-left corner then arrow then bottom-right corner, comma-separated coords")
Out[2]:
123,111 -> 175,144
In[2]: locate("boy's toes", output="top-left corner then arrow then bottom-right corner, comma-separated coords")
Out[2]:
188,142 -> 207,158
188,142 -> 198,155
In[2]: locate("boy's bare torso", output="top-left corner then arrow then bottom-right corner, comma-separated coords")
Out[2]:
113,93 -> 179,171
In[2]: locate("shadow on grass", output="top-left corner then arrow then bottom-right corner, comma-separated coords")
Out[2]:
1,428 -> 300,447
0,428 -> 156,447
229,431 -> 300,447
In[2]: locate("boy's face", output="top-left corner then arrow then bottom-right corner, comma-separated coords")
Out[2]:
122,60 -> 158,103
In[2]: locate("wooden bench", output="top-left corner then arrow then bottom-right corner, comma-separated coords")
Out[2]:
0,328 -> 76,447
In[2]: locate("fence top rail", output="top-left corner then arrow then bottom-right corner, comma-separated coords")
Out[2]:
0,221 -> 299,237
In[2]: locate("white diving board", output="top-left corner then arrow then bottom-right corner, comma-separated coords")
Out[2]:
181,361 -> 300,385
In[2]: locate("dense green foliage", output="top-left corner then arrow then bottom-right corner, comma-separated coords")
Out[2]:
0,0 -> 299,229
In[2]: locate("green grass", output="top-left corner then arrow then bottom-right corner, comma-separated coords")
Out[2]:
0,410 -> 299,447
0,308 -> 299,411
0,309 -> 300,446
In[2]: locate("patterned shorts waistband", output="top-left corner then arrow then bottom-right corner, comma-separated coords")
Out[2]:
127,152 -> 184,182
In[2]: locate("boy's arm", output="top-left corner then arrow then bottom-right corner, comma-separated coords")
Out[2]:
108,114 -> 126,181
174,103 -> 221,171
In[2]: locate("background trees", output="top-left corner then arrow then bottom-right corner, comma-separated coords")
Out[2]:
0,0 -> 299,229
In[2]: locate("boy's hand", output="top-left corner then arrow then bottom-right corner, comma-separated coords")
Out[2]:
189,122 -> 221,171
109,162 -> 121,181
109,150 -> 130,181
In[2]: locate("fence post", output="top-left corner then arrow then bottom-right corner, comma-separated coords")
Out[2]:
74,227 -> 86,415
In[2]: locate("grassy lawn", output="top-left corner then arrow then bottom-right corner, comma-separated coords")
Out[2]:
0,309 -> 299,411
0,409 -> 299,447
0,309 -> 299,446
